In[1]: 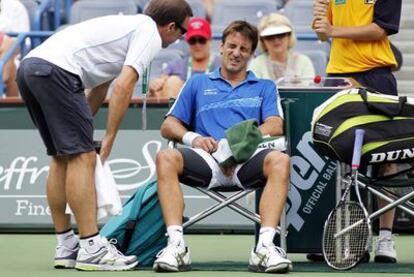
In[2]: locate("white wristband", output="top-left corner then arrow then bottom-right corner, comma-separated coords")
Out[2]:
182,131 -> 201,147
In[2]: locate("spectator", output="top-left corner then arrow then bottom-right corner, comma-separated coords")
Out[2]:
149,17 -> 221,98
0,0 -> 30,97
153,20 -> 292,273
313,0 -> 402,263
249,13 -> 315,83
16,0 -> 192,271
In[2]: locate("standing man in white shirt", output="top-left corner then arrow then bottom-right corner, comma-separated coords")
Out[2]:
0,0 -> 30,97
16,0 -> 192,271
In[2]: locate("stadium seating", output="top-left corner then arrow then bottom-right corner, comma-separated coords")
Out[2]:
211,0 -> 277,29
282,0 -> 314,33
70,0 -> 138,24
186,0 -> 207,18
134,0 -> 149,12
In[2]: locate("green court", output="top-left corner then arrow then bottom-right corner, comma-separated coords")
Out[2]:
1,234 -> 413,276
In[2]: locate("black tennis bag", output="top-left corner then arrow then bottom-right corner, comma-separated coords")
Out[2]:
311,88 -> 414,165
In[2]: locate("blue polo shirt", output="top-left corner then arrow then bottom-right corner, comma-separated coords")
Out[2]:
167,68 -> 281,140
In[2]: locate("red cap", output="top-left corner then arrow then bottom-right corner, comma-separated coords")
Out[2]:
185,17 -> 211,41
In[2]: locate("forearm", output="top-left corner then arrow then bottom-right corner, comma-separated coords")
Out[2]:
87,81 -> 111,116
160,116 -> 189,142
105,81 -> 134,143
331,23 -> 387,41
259,117 -> 284,137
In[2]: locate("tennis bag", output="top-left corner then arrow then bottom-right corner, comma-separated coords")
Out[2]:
311,88 -> 414,165
100,180 -> 167,266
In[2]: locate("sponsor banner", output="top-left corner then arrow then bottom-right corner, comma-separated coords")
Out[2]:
0,130 -> 255,229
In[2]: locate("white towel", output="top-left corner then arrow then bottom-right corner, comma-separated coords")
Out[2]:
65,154 -> 122,220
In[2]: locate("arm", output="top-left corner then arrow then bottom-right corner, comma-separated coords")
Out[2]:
160,116 -> 189,142
100,66 -> 138,162
259,116 -> 284,137
313,18 -> 387,41
161,115 -> 218,153
86,81 -> 112,116
149,74 -> 169,95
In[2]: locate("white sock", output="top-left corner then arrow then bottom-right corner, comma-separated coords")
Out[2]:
257,227 -> 276,251
167,225 -> 185,248
56,229 -> 78,248
379,229 -> 392,239
80,233 -> 103,253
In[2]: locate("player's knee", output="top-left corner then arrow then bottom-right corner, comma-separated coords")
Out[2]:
156,149 -> 181,170
264,151 -> 290,173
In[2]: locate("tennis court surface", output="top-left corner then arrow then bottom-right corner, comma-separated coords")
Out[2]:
1,234 -> 413,276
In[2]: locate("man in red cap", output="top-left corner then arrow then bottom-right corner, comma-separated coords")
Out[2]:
149,17 -> 221,98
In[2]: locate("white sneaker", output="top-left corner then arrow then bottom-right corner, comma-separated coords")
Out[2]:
54,243 -> 79,269
249,244 -> 292,273
153,244 -> 191,272
374,236 -> 397,263
75,238 -> 138,271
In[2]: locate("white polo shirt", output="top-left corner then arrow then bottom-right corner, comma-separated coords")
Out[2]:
27,14 -> 162,88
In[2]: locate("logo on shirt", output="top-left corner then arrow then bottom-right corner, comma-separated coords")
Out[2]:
335,0 -> 346,5
203,88 -> 218,95
364,0 -> 375,4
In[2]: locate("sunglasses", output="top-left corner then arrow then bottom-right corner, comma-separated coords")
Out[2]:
262,32 -> 290,40
175,22 -> 187,35
188,37 -> 208,45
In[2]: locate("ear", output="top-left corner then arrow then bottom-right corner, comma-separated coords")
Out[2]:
219,43 -> 224,55
166,22 -> 176,32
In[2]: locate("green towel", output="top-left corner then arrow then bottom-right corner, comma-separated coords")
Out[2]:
212,120 -> 263,167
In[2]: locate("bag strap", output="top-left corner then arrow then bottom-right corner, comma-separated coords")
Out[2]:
121,180 -> 157,252
359,88 -> 406,117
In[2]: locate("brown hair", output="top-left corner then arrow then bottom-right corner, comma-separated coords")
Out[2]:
144,0 -> 193,27
221,21 -> 258,54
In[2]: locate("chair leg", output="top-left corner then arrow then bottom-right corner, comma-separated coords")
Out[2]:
183,189 -> 254,228
205,190 -> 261,223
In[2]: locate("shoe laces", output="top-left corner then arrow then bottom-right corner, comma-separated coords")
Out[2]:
263,245 -> 287,259
376,236 -> 395,251
156,243 -> 182,258
106,238 -> 126,257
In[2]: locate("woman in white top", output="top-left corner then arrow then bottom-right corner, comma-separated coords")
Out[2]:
249,13 -> 315,82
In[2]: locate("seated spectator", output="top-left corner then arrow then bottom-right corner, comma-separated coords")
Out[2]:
0,0 -> 30,97
153,20 -> 292,273
249,13 -> 315,82
149,17 -> 221,98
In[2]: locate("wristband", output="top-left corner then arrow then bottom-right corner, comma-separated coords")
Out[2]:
182,131 -> 201,147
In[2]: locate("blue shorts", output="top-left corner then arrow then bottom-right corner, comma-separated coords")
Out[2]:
17,57 -> 94,156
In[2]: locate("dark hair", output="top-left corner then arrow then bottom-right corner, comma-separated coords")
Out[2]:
144,0 -> 193,27
221,21 -> 258,53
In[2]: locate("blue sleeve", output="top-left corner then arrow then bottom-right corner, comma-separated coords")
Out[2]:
260,80 -> 279,122
166,77 -> 195,126
373,0 -> 401,35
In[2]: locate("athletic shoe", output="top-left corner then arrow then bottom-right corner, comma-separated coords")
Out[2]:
153,244 -> 191,272
248,244 -> 292,273
75,238 -> 138,271
374,236 -> 397,263
54,243 -> 79,269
